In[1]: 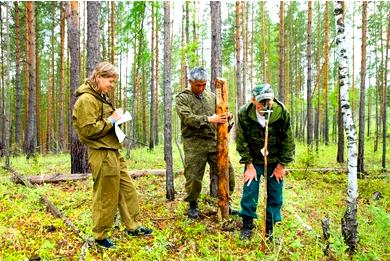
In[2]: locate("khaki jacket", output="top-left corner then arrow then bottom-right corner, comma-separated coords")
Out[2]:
72,81 -> 121,149
175,88 -> 217,141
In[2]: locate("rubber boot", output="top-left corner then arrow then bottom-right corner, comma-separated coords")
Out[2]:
240,215 -> 254,240
188,201 -> 199,219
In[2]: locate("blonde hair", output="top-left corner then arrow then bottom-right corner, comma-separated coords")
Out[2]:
88,62 -> 119,91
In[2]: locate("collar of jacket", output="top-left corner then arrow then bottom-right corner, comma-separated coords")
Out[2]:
244,98 -> 283,125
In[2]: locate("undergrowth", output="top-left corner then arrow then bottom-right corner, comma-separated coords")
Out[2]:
0,140 -> 389,260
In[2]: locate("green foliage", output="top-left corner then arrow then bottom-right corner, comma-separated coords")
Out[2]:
1,141 -> 389,259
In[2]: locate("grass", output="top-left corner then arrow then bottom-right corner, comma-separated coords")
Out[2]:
0,138 -> 389,260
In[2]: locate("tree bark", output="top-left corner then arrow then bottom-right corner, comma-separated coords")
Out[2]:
59,2 -> 65,151
324,2 -> 330,145
210,1 -> 222,93
4,2 -> 11,167
242,2 -> 247,102
66,1 -> 89,174
87,2 -> 100,76
382,16 -> 389,170
14,2 -> 22,150
279,1 -> 285,103
26,1 -> 37,157
210,1 -> 222,196
215,78 -> 229,219
149,2 -> 155,150
357,2 -> 367,174
261,1 -> 266,82
335,1 -> 359,252
164,2 -> 174,201
235,2 -> 242,109
306,1 -> 313,147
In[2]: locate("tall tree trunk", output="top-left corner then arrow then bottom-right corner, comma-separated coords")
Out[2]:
324,2 -> 329,145
180,4 -> 186,91
4,2 -> 11,167
235,2 -> 242,110
59,2 -> 65,151
66,1 -> 89,174
26,1 -> 36,157
351,2 -> 356,122
250,3 -> 254,92
382,17 -> 389,170
279,1 -> 285,103
149,2 -> 155,150
155,11 -> 160,145
357,2 -> 367,174
335,2 -> 359,252
35,36 -> 41,153
261,1 -> 266,81
210,1 -> 223,197
14,2 -> 22,150
109,2 -> 115,104
47,2 -> 56,153
306,1 -> 313,147
242,1 -> 247,102
210,1 -> 222,93
163,2 -> 174,201
0,4 -> 4,151
87,2 -> 100,76
314,3 -> 321,152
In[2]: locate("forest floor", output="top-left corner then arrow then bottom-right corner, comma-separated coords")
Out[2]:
0,140 -> 389,260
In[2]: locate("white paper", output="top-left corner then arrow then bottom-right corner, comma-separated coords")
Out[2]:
114,111 -> 132,143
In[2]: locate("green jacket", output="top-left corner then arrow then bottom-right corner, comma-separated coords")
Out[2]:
175,88 -> 217,141
236,99 -> 295,166
72,81 -> 121,149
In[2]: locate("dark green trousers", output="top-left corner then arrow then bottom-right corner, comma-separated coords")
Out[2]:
239,162 -> 283,224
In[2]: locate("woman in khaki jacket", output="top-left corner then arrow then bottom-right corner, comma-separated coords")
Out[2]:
72,62 -> 152,249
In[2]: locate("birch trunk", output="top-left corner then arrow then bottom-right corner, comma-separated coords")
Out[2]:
334,1 -> 359,252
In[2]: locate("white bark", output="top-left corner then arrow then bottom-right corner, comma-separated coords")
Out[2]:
334,1 -> 359,251
334,2 -> 358,201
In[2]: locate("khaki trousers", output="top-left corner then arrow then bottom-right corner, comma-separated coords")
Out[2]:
88,148 -> 140,240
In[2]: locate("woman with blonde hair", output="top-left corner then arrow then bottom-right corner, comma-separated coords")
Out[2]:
73,61 -> 152,249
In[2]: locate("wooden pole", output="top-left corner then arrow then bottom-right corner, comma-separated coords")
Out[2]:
261,108 -> 272,252
215,78 -> 229,219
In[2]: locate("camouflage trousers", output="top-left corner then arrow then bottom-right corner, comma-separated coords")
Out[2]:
88,148 -> 140,240
183,137 -> 235,203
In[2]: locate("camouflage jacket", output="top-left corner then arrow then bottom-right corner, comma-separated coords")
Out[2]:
175,88 -> 217,141
72,81 -> 121,150
236,99 -> 295,166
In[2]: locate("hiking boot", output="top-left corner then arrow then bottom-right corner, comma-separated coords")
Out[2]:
240,228 -> 253,240
188,201 -> 199,219
240,215 -> 254,240
126,226 -> 153,236
95,238 -> 115,249
266,221 -> 273,241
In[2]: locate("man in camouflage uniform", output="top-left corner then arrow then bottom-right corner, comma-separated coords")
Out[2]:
175,67 -> 236,219
237,83 -> 295,240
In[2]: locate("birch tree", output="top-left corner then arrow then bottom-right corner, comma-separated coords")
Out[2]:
334,1 -> 359,252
